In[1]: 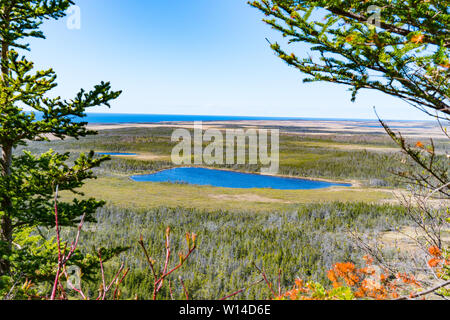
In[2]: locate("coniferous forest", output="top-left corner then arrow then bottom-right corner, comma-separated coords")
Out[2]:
0,0 -> 449,303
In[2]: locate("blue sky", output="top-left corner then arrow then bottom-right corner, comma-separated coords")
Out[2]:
23,0 -> 429,120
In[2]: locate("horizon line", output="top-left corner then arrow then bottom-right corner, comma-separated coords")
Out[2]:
80,112 -> 434,122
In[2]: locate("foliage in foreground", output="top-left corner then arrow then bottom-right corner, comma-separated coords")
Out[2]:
0,202 -> 407,300
0,0 -> 121,290
276,246 -> 449,300
250,0 -> 449,116
5,204 -> 448,300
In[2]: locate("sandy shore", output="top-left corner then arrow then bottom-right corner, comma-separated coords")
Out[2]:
87,119 -> 446,139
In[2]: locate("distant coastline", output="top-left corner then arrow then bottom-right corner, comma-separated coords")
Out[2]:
80,117 -> 442,140
32,112 -> 435,125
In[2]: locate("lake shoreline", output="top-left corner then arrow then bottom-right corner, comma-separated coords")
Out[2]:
130,167 -> 353,190
128,165 -> 358,188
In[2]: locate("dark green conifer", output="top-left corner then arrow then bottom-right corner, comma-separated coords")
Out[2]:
0,0 -> 121,290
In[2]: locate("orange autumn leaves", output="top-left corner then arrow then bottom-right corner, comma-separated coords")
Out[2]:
411,33 -> 425,44
343,31 -> 430,49
328,262 -> 361,288
278,255 -> 425,300
415,141 -> 425,148
415,141 -> 436,155
343,31 -> 450,68
278,245 -> 450,300
427,246 -> 449,269
325,257 -> 417,300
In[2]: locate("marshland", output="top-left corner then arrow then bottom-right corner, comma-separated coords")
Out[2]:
16,120 -> 449,299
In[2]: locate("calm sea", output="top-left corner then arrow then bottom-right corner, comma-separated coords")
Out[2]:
30,112 -> 433,127
83,113 -> 304,123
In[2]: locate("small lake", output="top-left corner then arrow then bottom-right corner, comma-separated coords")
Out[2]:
130,167 -> 352,190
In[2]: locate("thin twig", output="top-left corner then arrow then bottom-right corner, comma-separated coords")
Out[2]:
113,268 -> 129,300
395,280 -> 450,300
180,277 -> 189,300
255,265 -> 277,298
220,278 -> 264,300
50,185 -> 61,300
98,249 -> 107,300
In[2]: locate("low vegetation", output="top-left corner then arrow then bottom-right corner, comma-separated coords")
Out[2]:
9,125 -> 445,300
66,202 -> 409,300
20,126 -> 430,187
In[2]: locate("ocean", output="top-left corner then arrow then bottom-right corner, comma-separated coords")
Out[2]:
28,112 -> 434,128
81,113 -> 304,123
33,112 -> 432,124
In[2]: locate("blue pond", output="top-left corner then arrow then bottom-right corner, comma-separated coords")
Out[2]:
131,167 -> 352,190
98,152 -> 137,156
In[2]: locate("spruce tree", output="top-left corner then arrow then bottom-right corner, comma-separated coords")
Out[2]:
0,0 -> 121,287
249,0 -> 449,116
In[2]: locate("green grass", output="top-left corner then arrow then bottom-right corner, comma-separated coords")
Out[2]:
61,176 -> 394,213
